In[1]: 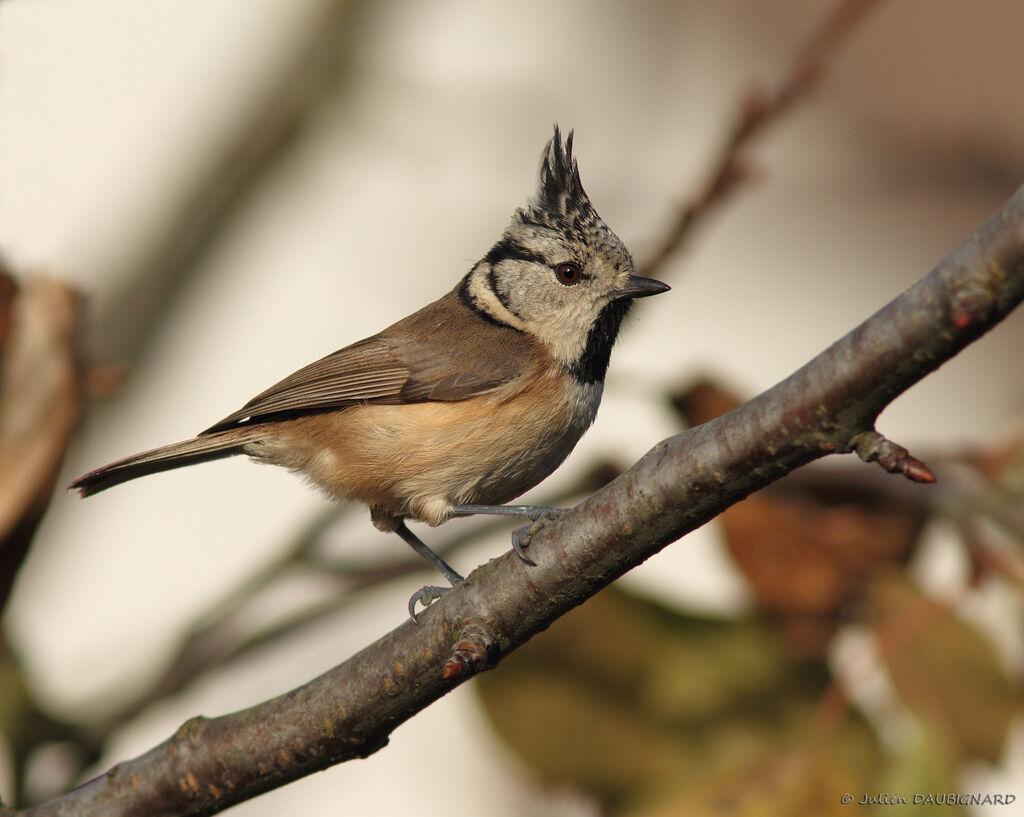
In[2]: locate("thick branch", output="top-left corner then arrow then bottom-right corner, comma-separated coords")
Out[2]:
13,188 -> 1024,817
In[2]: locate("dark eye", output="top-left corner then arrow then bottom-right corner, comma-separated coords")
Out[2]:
553,262 -> 582,285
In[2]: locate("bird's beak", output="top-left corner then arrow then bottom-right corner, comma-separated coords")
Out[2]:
614,275 -> 671,300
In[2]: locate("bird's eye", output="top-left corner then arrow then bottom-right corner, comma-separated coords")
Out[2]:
553,262 -> 582,285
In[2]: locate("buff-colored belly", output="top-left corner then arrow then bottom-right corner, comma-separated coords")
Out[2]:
243,374 -> 601,528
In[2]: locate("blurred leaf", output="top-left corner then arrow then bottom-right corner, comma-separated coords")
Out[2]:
621,724 -> 876,817
669,377 -> 743,428
670,378 -> 929,656
722,491 -> 923,653
868,571 -> 1016,763
0,272 -> 84,611
477,587 -> 881,814
873,726 -> 965,817
482,586 -> 830,725
0,639 -> 32,742
480,670 -> 688,799
0,273 -> 17,351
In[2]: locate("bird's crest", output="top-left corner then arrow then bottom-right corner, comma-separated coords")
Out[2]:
521,126 -> 600,234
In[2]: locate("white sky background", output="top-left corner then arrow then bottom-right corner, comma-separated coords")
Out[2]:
1,0 -> 1023,814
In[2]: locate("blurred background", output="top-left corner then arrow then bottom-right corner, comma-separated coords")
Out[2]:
1,0 -> 1023,814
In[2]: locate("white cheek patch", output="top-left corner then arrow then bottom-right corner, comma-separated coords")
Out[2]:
468,266 -> 528,331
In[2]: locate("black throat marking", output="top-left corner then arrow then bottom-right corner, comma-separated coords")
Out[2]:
568,299 -> 633,385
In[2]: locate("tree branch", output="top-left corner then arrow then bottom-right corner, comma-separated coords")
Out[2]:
11,178 -> 1024,816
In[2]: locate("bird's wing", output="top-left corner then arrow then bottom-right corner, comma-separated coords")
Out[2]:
202,292 -> 539,433
202,338 -> 409,432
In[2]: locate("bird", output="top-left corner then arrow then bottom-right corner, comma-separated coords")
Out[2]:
70,126 -> 669,617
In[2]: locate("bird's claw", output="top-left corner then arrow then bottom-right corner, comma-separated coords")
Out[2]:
511,509 -> 566,564
511,525 -> 538,564
408,585 -> 451,622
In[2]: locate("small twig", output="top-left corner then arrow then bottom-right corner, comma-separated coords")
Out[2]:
638,0 -> 883,278
851,430 -> 936,483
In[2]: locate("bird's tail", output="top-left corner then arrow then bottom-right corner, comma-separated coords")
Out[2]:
70,429 -> 258,497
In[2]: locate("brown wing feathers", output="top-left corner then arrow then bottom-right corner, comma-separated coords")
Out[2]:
202,339 -> 410,432
205,289 -> 540,430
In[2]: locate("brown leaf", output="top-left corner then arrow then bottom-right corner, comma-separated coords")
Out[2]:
0,272 -> 84,609
669,377 -> 742,427
868,571 -> 1016,763
671,378 -> 929,655
722,489 -> 923,652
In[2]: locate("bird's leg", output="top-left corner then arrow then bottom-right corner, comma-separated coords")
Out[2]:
395,520 -> 464,622
396,520 -> 464,584
451,504 -> 569,565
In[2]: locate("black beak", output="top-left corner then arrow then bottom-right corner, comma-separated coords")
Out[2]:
615,275 -> 671,300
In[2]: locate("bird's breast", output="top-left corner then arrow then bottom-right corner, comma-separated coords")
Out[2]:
251,366 -> 604,525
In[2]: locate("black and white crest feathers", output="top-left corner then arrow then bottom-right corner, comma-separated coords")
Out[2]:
534,126 -> 586,213
523,126 -> 599,231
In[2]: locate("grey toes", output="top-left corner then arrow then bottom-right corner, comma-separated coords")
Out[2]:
408,585 -> 451,622
511,509 -> 565,564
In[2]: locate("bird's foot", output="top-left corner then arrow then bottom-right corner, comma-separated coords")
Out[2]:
408,584 -> 457,623
511,508 -> 567,564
